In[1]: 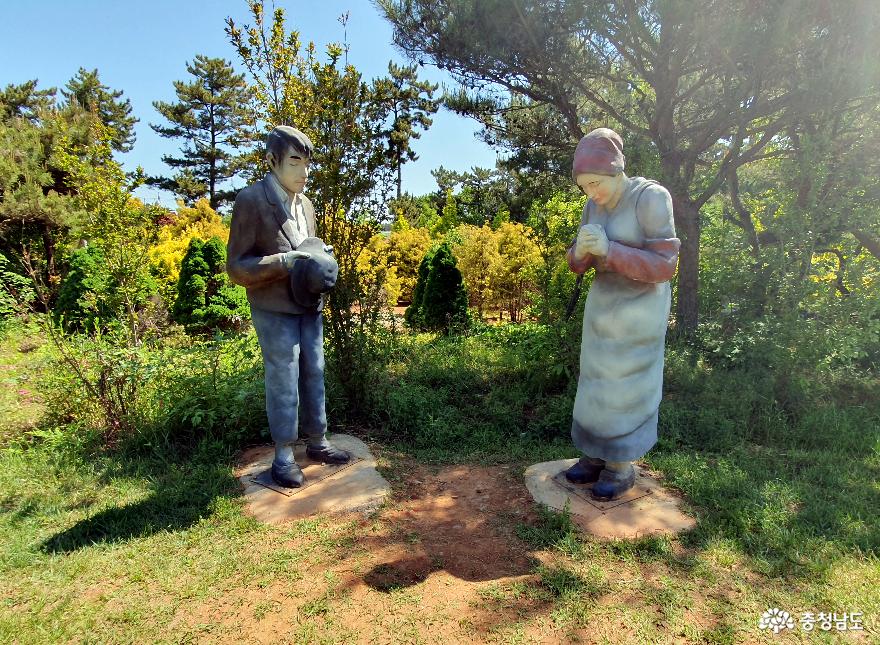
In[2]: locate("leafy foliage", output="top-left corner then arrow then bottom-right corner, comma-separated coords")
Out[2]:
452,224 -> 500,318
380,0 -> 880,332
53,245 -> 111,332
53,124 -> 161,342
148,198 -> 230,300
386,225 -> 433,303
0,251 -> 35,325
226,1 -> 430,413
0,109 -> 82,300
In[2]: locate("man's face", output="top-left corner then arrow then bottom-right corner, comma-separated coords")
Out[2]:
576,172 -> 621,207
270,147 -> 310,194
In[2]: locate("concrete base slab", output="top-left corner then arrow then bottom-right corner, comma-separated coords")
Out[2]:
235,434 -> 390,524
524,458 -> 696,539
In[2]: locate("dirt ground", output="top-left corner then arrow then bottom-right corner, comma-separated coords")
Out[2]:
183,463 -> 585,643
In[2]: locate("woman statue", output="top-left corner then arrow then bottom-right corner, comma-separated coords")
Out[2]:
564,128 -> 680,500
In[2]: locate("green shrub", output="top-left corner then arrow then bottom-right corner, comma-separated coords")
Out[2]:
405,242 -> 469,333
145,335 -> 267,448
404,246 -> 435,329
54,244 -> 161,334
38,330 -> 268,449
0,251 -> 35,328
172,237 -> 249,335
54,246 -> 112,332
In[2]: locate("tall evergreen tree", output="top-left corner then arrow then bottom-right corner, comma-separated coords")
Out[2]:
0,80 -> 56,122
62,68 -> 137,152
374,62 -> 439,198
0,109 -> 84,296
150,56 -> 255,209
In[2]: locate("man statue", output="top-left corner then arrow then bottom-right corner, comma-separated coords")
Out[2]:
564,128 -> 680,500
227,125 -> 350,488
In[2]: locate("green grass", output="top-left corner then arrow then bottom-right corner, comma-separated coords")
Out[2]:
0,320 -> 51,445
0,319 -> 878,642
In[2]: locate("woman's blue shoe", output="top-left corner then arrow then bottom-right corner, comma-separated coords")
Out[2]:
564,457 -> 605,484
591,463 -> 635,500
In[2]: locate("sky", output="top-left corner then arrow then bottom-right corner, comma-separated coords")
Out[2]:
0,0 -> 499,208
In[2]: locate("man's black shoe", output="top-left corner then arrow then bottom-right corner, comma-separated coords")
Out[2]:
271,461 -> 305,488
563,456 -> 605,484
306,444 -> 351,464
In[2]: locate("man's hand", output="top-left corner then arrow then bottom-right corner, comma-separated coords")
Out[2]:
280,250 -> 311,270
575,224 -> 610,259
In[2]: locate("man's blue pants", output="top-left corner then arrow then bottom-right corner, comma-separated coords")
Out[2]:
250,307 -> 328,462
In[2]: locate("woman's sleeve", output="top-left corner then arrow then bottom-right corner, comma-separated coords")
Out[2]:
567,243 -> 596,274
604,184 -> 680,283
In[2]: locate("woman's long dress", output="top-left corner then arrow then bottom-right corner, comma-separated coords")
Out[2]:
568,177 -> 680,462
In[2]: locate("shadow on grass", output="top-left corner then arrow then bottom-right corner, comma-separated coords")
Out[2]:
40,445 -> 239,554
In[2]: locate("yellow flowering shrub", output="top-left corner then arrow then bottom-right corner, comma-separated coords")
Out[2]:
149,199 -> 229,298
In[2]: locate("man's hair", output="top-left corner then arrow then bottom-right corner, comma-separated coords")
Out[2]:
266,126 -> 314,166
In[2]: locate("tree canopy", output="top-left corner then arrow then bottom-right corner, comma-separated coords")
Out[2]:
380,0 -> 880,332
62,68 -> 137,152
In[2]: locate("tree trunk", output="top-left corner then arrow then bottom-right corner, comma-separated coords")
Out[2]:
850,229 -> 880,261
41,222 -> 56,287
729,172 -> 770,314
671,195 -> 700,335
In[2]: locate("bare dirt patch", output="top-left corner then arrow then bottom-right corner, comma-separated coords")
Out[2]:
177,463 -> 565,643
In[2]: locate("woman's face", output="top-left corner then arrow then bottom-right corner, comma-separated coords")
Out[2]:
576,172 -> 622,207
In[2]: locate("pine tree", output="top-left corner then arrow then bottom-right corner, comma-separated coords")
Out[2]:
0,80 -> 56,122
374,62 -> 439,198
62,68 -> 137,152
150,56 -> 254,208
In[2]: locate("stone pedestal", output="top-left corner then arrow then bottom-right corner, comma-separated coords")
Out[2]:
235,434 -> 390,524
524,459 -> 695,539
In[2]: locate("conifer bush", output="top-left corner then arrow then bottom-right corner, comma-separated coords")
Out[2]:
54,245 -> 135,332
405,242 -> 469,333
172,237 -> 249,335
56,246 -> 107,331
404,246 -> 435,329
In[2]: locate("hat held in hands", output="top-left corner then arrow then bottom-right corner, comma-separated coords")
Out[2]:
289,237 -> 339,309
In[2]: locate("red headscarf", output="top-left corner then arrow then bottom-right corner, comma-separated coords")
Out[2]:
572,128 -> 625,179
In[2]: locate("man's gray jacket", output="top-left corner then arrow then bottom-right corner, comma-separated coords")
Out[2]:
227,177 -> 319,314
